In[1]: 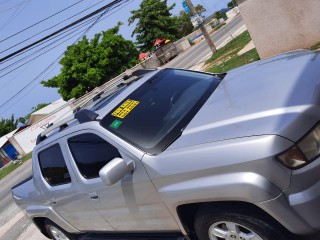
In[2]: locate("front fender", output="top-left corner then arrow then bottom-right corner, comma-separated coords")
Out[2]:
142,135 -> 293,235
158,172 -> 282,205
155,172 -> 283,236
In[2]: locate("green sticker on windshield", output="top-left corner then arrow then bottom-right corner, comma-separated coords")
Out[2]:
110,119 -> 122,129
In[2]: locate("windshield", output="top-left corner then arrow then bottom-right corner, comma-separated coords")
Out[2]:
101,69 -> 221,154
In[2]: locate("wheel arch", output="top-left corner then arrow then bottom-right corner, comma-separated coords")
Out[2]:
26,205 -> 80,234
176,201 -> 289,239
33,217 -> 80,239
32,217 -> 51,238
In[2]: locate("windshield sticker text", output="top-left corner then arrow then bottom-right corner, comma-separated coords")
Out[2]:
111,99 -> 139,119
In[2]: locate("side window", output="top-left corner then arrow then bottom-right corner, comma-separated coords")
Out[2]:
68,133 -> 120,179
38,144 -> 71,186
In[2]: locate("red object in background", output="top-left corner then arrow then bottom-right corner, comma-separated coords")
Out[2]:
153,39 -> 166,47
139,52 -> 149,61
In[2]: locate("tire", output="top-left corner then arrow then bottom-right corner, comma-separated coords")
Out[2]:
44,220 -> 76,240
194,205 -> 292,240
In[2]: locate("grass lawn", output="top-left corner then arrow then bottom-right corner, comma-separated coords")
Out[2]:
0,152 -> 32,181
205,31 -> 260,73
211,23 -> 226,33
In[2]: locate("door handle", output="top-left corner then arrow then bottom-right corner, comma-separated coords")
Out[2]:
50,198 -> 56,205
88,191 -> 99,201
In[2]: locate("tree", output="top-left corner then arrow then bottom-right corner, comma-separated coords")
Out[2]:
0,115 -> 18,137
195,4 -> 206,15
41,23 -> 138,100
128,0 -> 180,52
227,0 -> 237,8
174,11 -> 194,38
213,10 -> 227,20
174,4 -> 206,38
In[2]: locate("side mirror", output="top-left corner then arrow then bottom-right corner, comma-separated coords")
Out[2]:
99,158 -> 135,186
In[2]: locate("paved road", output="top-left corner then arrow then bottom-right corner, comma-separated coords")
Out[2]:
165,15 -> 244,69
0,160 -> 45,240
0,15 -> 245,240
0,161 -> 32,213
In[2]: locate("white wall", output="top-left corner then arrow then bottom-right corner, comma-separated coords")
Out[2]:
226,7 -> 240,20
12,105 -> 73,154
238,0 -> 320,58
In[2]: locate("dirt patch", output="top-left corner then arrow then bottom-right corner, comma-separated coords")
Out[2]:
203,49 -> 237,71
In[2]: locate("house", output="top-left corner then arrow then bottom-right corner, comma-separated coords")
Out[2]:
0,127 -> 26,168
27,98 -> 68,125
10,99 -> 74,155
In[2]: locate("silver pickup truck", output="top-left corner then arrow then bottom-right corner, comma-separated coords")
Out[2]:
12,51 -> 320,240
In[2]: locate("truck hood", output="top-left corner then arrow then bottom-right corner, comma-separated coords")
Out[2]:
169,50 -> 320,149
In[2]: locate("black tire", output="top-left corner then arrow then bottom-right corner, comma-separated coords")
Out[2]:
194,205 -> 292,240
44,220 -> 76,240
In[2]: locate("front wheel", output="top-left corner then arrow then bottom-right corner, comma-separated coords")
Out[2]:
44,220 -> 76,240
194,205 -> 292,240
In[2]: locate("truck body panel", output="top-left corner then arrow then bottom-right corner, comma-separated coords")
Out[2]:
11,52 -> 320,238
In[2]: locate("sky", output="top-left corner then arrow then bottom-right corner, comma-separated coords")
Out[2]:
0,0 -> 228,120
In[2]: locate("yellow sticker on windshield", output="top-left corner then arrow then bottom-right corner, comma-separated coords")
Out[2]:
111,99 -> 139,119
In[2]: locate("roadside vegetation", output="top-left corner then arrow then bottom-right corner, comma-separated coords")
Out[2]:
211,23 -> 226,34
310,42 -> 320,50
205,31 -> 260,73
0,115 -> 18,138
0,153 -> 32,181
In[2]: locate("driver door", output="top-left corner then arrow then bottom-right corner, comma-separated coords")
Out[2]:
64,129 -> 178,231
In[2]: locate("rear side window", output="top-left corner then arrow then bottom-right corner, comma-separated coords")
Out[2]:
68,133 -> 120,179
38,144 -> 71,186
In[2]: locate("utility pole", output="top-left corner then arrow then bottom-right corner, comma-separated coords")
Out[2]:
185,0 -> 216,54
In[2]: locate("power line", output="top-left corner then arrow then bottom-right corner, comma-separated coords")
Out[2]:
0,29 -> 90,111
0,0 -> 129,72
0,0 -> 31,31
0,0 -> 105,55
0,15 -> 99,67
0,0 -> 134,114
0,0 -> 30,14
2,0 -> 134,66
0,0 -> 126,63
0,0 -> 132,75
1,0 -> 133,76
0,0 -> 86,43
200,0 -> 214,14
0,23 -> 96,79
0,61 -> 32,89
0,0 -> 13,4
0,0 -> 128,111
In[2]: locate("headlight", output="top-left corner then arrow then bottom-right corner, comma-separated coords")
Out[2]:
277,124 -> 320,169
